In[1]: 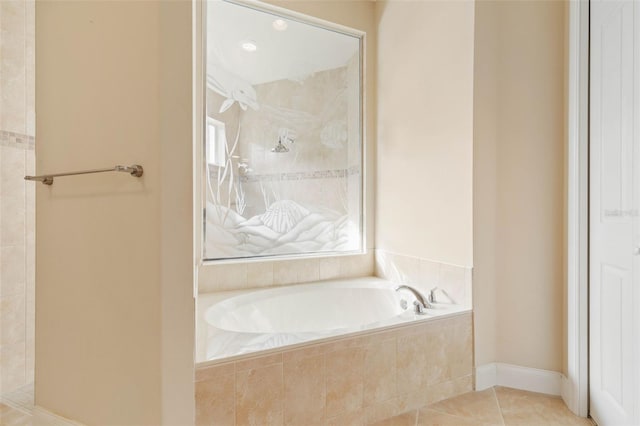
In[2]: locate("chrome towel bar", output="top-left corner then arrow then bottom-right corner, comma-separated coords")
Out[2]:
24,164 -> 143,185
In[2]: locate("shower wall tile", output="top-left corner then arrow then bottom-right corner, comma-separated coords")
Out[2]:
0,293 -> 25,345
195,312 -> 473,426
374,249 -> 473,309
24,1 -> 35,137
1,245 -> 25,297
0,341 -> 26,393
198,251 -> 374,293
0,0 -> 27,135
0,0 -> 34,397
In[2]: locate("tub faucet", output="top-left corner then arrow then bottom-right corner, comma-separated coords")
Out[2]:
395,285 -> 432,314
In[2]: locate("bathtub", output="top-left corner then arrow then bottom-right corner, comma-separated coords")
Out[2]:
196,276 -> 466,363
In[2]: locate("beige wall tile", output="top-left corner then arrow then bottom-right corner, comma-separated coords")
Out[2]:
375,250 -> 472,308
446,317 -> 473,379
273,258 -> 321,286
0,1 -> 27,134
364,398 -> 401,425
419,259 -> 441,289
283,344 -> 325,365
340,252 -> 374,278
1,293 -> 25,345
325,347 -> 364,418
25,338 -> 34,387
319,257 -> 341,281
25,1 -> 35,136
273,261 -> 298,286
363,339 -> 397,405
423,325 -> 450,385
196,373 -> 235,426
326,407 -> 364,426
393,254 -> 421,285
247,261 -> 274,288
1,145 -> 26,197
396,333 -> 429,396
195,361 -> 235,382
283,353 -> 325,425
198,262 -> 257,292
236,353 -> 282,372
296,258 -> 320,283
320,335 -> 365,354
0,0 -> 34,392
1,195 -> 25,247
0,340 -> 26,394
1,245 -> 26,297
439,263 -> 467,306
236,364 -> 283,426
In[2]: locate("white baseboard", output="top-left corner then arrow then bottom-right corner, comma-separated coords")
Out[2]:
475,362 -> 563,396
33,406 -> 84,425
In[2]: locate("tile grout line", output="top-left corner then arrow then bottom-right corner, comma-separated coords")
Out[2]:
491,386 -> 507,426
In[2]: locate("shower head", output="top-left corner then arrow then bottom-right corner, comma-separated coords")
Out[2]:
271,138 -> 290,153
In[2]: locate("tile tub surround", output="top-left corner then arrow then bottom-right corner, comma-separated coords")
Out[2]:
198,252 -> 374,293
195,312 -> 473,426
375,250 -> 472,310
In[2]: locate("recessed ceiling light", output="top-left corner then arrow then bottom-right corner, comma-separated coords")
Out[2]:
241,41 -> 257,52
272,19 -> 288,31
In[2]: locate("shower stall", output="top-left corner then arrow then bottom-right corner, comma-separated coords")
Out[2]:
0,0 -> 36,414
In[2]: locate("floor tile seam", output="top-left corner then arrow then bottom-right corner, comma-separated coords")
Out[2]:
0,399 -> 31,415
420,405 -> 500,424
491,386 -> 507,426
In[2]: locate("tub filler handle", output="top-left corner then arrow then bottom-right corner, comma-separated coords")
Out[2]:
395,285 -> 431,314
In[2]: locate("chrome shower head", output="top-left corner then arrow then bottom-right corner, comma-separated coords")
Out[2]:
271,138 -> 290,153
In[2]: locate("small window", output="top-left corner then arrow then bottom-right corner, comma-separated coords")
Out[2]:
206,117 -> 226,167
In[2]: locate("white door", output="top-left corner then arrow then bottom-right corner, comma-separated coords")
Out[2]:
590,0 -> 640,425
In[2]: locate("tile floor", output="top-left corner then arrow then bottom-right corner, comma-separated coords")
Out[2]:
0,403 -> 31,426
0,386 -> 595,426
373,386 -> 595,426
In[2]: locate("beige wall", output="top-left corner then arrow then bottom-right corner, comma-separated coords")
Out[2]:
375,0 -> 475,268
473,0 -> 566,372
36,1 -> 194,424
0,0 -> 35,396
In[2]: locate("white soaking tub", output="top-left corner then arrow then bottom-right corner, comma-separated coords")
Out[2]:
196,276 -> 466,363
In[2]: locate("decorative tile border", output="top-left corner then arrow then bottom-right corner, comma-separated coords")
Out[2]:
0,130 -> 35,150
208,166 -> 360,183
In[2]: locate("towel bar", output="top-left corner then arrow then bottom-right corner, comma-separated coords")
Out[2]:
24,164 -> 143,185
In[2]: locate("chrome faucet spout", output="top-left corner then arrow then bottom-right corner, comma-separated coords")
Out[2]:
395,285 -> 432,314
